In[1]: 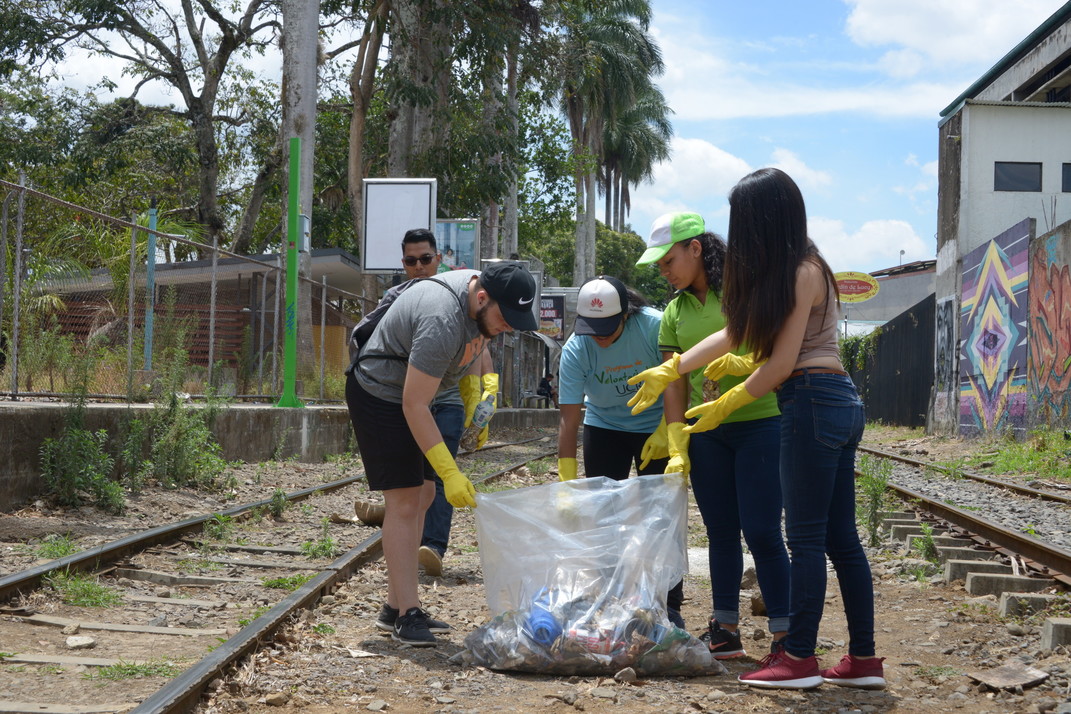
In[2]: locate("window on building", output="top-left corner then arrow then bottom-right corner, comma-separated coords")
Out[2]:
1063,163 -> 1071,192
994,162 -> 1042,192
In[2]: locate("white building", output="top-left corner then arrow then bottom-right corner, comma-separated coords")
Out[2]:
932,2 -> 1071,434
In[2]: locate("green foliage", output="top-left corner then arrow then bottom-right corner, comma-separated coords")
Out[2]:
238,606 -> 272,628
85,660 -> 182,681
39,397 -> 123,514
300,519 -> 339,559
856,453 -> 891,547
202,514 -> 234,542
44,570 -> 121,607
269,488 -> 290,519
31,533 -> 79,559
312,623 -> 336,635
966,428 -> 1071,481
839,329 -> 881,373
912,522 -> 940,564
262,574 -> 313,591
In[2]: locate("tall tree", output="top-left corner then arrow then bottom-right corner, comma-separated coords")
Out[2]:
0,0 -> 283,249
555,0 -> 663,285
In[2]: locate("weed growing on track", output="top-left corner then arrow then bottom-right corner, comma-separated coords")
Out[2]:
40,396 -> 123,514
24,533 -> 79,559
45,570 -> 121,607
85,660 -> 182,681
269,488 -> 290,518
967,428 -> 1071,481
312,623 -> 336,634
203,513 -> 234,541
263,574 -> 313,590
301,519 -> 339,559
238,606 -> 271,627
913,522 -> 940,563
857,453 -> 891,547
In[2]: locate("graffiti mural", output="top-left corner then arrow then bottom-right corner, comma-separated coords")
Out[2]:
959,220 -> 1030,437
934,297 -> 956,393
1028,233 -> 1071,423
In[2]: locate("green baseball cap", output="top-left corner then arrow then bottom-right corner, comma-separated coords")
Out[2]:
635,212 -> 706,265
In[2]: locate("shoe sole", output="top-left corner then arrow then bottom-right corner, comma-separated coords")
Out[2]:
418,547 -> 443,577
391,632 -> 436,647
377,619 -> 451,635
738,675 -> 823,689
711,649 -> 746,660
823,676 -> 886,689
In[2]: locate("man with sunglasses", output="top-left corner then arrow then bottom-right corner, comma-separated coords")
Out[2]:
355,228 -> 495,580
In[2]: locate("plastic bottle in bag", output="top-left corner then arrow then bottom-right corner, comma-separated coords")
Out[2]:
460,393 -> 495,450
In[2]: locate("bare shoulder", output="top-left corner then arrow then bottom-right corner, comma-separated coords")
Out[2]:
795,259 -> 828,306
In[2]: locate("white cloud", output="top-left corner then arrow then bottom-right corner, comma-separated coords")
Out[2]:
768,149 -> 833,191
845,0 -> 1068,70
808,217 -> 930,272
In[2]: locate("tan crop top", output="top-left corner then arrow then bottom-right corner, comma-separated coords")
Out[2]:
795,282 -> 842,368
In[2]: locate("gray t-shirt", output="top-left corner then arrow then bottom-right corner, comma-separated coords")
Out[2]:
354,270 -> 488,405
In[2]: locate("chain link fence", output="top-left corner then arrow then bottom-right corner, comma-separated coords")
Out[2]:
0,177 -> 371,404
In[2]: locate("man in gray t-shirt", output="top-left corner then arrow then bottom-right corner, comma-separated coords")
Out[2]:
345,260 -> 537,647
352,230 -> 494,578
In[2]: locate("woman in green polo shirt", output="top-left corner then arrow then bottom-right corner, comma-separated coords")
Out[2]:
635,211 -> 790,659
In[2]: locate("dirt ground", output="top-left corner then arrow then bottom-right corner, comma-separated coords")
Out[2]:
2,426 -> 1068,714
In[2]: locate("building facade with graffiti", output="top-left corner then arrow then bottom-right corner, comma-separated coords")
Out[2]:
933,3 -> 1071,436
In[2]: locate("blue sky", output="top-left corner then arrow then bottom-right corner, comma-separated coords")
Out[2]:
631,0 -> 1070,273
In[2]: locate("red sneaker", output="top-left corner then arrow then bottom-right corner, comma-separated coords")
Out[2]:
738,650 -> 823,689
820,654 -> 886,689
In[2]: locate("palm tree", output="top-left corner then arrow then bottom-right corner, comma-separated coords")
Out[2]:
602,81 -> 672,231
556,0 -> 663,284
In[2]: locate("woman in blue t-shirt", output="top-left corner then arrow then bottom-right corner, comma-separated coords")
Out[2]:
555,275 -> 684,627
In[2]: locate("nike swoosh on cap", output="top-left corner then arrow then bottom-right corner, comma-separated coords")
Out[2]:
518,296 -> 534,305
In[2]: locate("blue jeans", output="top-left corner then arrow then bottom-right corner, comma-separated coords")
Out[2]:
689,416 -> 790,633
776,371 -> 873,658
422,402 -> 464,556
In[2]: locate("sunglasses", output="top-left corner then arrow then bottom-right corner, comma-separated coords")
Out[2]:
402,253 -> 437,266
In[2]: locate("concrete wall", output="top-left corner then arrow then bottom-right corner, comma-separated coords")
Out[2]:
0,403 -> 559,510
975,24 -> 1071,102
961,103 -> 1071,257
846,270 -> 935,323
932,111 -> 963,434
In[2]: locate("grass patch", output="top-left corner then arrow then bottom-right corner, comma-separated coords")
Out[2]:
966,428 -> 1071,481
45,571 -> 121,607
176,558 -> 224,573
262,574 -> 313,591
85,660 -> 182,681
21,533 -> 80,559
237,606 -> 271,628
312,623 -> 335,634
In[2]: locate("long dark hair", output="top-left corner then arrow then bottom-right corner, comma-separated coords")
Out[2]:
624,286 -> 649,316
723,168 -> 837,360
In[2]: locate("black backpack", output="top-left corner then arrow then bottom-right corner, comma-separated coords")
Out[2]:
345,276 -> 459,373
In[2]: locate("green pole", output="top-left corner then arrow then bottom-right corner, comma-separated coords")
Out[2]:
276,137 -> 305,408
144,202 -> 157,371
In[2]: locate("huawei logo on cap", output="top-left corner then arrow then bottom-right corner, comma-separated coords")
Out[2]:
590,298 -> 604,310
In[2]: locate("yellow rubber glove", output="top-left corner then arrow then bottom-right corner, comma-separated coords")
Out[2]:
703,352 -> 765,382
477,373 -> 499,448
459,374 -> 481,427
683,383 -> 757,435
558,457 -> 578,482
639,417 -> 669,469
424,442 -> 477,508
626,353 -> 681,415
665,421 -> 691,478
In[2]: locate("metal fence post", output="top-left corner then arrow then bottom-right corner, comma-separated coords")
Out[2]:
272,255 -> 282,393
126,215 -> 138,399
320,276 -> 327,401
11,172 -> 26,398
0,191 -> 11,380
208,233 -> 218,389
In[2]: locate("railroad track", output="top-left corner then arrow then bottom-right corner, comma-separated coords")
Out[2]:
0,439 -> 556,714
857,444 -> 1071,589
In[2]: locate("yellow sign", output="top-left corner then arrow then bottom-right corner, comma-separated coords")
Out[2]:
834,271 -> 879,303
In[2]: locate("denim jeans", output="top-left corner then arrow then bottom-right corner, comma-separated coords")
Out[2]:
776,371 -> 873,658
422,402 -> 465,557
689,416 -> 790,632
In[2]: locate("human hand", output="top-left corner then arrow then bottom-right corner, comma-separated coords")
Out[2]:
425,442 -> 477,508
664,421 -> 690,479
683,383 -> 757,435
702,353 -> 765,382
557,457 -> 578,482
459,374 -> 481,427
626,353 -> 681,415
639,418 -> 669,468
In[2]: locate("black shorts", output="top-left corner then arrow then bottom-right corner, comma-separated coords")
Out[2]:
345,372 -> 434,491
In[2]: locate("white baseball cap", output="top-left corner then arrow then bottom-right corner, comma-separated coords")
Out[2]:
636,212 -> 706,265
574,276 -> 628,337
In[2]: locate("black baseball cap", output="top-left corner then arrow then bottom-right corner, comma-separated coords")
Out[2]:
480,261 -> 538,331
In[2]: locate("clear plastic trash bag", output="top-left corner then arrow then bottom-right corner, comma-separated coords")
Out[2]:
450,473 -> 719,676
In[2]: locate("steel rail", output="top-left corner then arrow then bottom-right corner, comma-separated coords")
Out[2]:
887,482 -> 1071,589
129,448 -> 557,714
859,444 -> 1071,506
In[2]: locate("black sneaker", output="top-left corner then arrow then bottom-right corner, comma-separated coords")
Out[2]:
392,607 -> 437,646
379,604 -> 452,635
699,619 -> 746,659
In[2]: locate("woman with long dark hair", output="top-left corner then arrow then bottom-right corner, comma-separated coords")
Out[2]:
628,170 -> 884,690
635,212 -> 789,660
